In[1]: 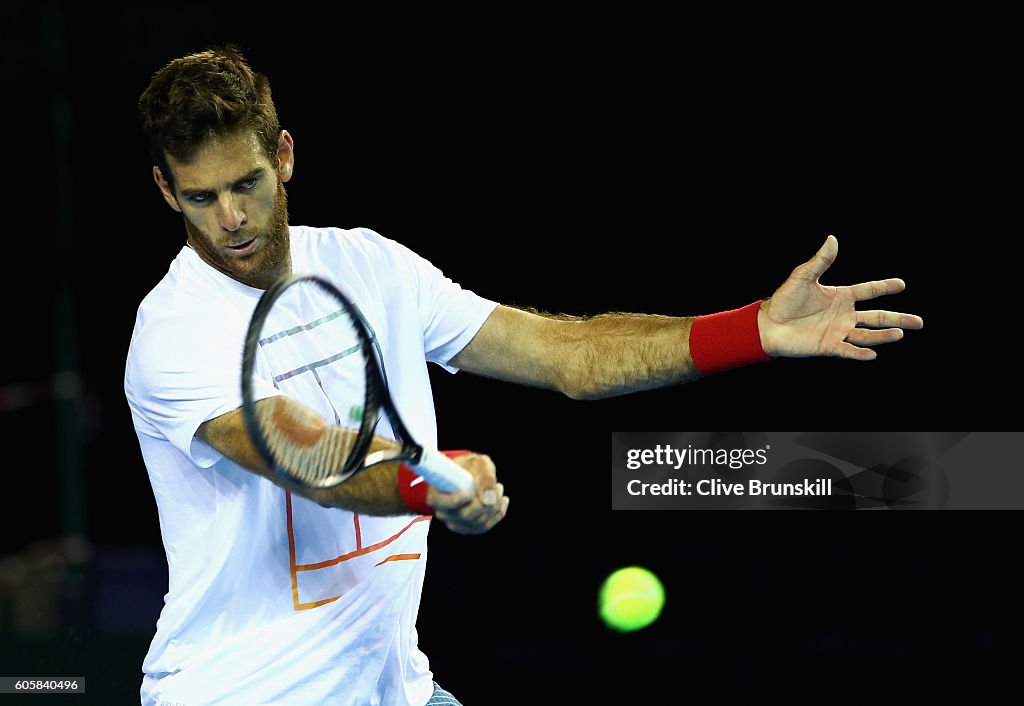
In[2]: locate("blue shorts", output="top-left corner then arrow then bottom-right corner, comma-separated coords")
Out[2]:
426,681 -> 462,706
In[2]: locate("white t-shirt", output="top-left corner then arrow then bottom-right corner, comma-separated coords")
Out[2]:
124,225 -> 498,706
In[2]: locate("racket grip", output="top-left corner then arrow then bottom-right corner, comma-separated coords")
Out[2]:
412,449 -> 476,495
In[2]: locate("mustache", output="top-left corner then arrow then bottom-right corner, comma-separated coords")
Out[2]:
226,232 -> 258,245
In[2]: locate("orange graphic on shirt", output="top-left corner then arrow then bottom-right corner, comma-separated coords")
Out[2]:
285,491 -> 429,611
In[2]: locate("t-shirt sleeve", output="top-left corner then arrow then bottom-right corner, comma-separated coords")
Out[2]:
369,231 -> 498,374
125,308 -> 282,468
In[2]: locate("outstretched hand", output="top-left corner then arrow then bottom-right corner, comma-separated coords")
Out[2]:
758,235 -> 924,361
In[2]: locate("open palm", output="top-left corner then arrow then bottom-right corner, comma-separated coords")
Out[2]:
760,235 -> 924,360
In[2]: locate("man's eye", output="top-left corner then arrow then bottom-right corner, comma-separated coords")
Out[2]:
240,178 -> 258,190
188,193 -> 211,204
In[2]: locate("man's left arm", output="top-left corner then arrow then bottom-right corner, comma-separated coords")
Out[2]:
449,235 -> 924,399
450,306 -> 701,399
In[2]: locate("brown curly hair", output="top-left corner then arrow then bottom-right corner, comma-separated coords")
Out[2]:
138,44 -> 281,189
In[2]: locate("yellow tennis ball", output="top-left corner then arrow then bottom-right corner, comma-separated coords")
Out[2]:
599,566 -> 665,632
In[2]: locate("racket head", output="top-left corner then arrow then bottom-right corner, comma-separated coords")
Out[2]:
241,274 -> 384,488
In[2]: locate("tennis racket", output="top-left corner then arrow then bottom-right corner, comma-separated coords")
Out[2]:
241,273 -> 475,495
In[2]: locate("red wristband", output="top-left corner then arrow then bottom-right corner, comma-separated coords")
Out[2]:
689,300 -> 772,375
398,450 -> 471,516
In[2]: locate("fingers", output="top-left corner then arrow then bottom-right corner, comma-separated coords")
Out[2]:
437,489 -> 510,535
439,483 -> 501,524
799,234 -> 838,281
432,452 -> 509,535
833,309 -> 922,359
845,328 -> 904,347
428,488 -> 472,511
850,278 -> 907,302
465,491 -> 510,534
837,326 -> 911,358
431,452 -> 498,507
835,341 -> 878,361
461,453 -> 499,507
856,310 -> 925,329
470,455 -> 499,507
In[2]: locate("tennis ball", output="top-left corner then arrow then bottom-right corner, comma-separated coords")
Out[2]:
598,566 -> 665,632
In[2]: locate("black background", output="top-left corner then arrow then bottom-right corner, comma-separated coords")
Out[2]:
1,2 -> 1015,701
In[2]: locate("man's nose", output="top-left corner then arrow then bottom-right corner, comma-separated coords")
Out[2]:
217,194 -> 247,232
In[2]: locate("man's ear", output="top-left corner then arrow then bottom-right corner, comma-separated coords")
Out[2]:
153,166 -> 182,213
277,130 -> 295,183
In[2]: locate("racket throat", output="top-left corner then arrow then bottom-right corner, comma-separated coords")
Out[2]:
365,448 -> 417,468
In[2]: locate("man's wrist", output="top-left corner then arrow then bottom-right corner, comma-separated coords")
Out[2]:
398,464 -> 432,516
690,299 -> 773,375
757,299 -> 776,358
398,450 -> 471,516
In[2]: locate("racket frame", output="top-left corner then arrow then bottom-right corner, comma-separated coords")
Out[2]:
241,274 -> 474,494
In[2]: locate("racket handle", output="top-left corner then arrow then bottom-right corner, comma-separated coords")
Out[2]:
413,449 -> 476,495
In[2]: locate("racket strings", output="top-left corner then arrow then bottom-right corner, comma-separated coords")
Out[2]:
257,397 -> 359,485
244,276 -> 376,489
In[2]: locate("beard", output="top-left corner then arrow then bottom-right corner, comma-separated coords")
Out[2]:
183,180 -> 291,289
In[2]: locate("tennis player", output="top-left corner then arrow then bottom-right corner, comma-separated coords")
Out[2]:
125,45 -> 923,706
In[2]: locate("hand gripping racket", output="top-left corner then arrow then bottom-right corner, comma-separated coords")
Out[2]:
241,273 -> 475,495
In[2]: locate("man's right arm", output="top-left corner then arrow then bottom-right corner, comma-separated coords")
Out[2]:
196,396 -> 508,533
197,397 -> 410,514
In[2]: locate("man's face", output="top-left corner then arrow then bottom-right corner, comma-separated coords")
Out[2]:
157,130 -> 293,288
